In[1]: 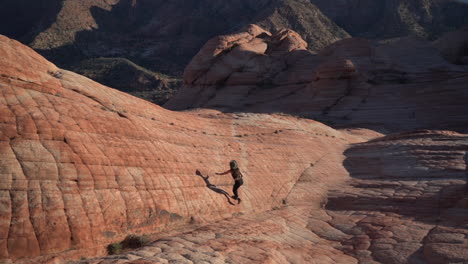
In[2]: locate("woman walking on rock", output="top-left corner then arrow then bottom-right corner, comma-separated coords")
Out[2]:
216,160 -> 244,204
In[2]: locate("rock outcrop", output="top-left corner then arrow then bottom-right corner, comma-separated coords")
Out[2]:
0,0 -> 348,99
74,130 -> 468,264
1,33 -> 468,264
0,35 -> 356,263
3,0 -> 465,77
165,25 -> 468,132
327,130 -> 468,263
2,0 -> 466,107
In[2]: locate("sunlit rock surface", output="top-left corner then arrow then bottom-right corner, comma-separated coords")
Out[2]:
0,35 -> 358,263
1,29 -> 467,264
74,130 -> 468,264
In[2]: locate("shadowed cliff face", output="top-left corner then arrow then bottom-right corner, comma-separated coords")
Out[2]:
0,0 -> 64,42
1,0 -> 466,108
0,0 -> 349,76
434,27 -> 468,64
311,0 -> 468,40
165,25 -> 468,133
0,0 -> 350,106
2,0 -> 466,74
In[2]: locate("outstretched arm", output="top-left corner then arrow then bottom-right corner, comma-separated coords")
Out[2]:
215,169 -> 231,175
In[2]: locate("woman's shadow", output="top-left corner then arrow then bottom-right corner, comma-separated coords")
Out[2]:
196,170 -> 235,205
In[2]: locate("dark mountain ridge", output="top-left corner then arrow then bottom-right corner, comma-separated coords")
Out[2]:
0,0 -> 466,104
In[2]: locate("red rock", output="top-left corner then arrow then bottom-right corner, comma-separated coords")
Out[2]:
2,24 -> 468,264
267,28 -> 308,54
183,24 -> 270,85
73,130 -> 468,264
0,34 -> 356,262
313,59 -> 357,80
166,25 -> 468,132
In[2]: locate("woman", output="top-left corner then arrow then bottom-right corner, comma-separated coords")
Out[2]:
216,160 -> 244,204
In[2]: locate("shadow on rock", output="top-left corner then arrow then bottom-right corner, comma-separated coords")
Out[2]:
326,183 -> 466,223
328,131 -> 468,227
196,170 -> 235,205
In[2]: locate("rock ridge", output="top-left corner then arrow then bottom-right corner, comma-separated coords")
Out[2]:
166,25 -> 468,133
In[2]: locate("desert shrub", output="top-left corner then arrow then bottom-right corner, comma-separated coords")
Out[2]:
107,234 -> 150,255
107,242 -> 123,255
121,234 -> 150,249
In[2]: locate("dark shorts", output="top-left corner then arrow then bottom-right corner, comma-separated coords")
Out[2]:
232,179 -> 243,198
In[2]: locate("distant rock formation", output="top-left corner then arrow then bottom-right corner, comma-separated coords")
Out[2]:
2,0 -> 466,107
0,0 -> 349,86
165,25 -> 468,132
311,0 -> 468,40
434,26 -> 468,65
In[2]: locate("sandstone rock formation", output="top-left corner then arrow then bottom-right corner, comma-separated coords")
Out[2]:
0,0 -> 348,91
165,25 -> 468,132
1,30 -> 468,264
2,0 -> 466,107
7,0 -> 346,54
73,130 -> 468,264
3,0 -> 465,77
0,34 -> 357,263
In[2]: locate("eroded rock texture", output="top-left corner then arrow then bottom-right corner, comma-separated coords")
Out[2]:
165,25 -> 468,132
73,130 -> 468,264
327,130 -> 468,263
1,26 -> 468,264
0,35 -> 357,263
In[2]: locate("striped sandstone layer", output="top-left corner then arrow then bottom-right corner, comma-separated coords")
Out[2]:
0,35 -> 359,263
74,130 -> 468,264
165,25 -> 468,132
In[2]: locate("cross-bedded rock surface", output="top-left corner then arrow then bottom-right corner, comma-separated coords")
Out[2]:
165,25 -> 468,132
0,35 -> 361,263
72,130 -> 468,264
1,30 -> 468,264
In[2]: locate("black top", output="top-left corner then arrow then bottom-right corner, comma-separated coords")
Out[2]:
231,168 -> 243,181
